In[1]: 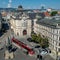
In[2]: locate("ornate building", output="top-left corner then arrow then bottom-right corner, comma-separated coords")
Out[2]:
10,12 -> 32,38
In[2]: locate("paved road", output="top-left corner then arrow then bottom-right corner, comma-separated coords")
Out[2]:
0,49 -> 5,60
0,46 -> 36,60
0,29 -> 55,60
11,48 -> 36,60
41,54 -> 54,60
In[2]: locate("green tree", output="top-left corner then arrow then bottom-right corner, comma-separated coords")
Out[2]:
31,33 -> 49,48
44,37 -> 49,48
51,11 -> 57,16
40,37 -> 49,48
31,33 -> 37,41
36,34 -> 42,43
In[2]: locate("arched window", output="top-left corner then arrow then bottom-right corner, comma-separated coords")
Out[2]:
23,30 -> 27,35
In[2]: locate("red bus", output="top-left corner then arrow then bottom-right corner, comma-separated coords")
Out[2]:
12,37 -> 35,56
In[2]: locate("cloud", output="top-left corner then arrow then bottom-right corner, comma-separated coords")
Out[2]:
9,0 -> 12,3
8,4 -> 11,8
7,0 -> 12,8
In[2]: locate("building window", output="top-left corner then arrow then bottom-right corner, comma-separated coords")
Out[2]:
23,30 -> 27,35
59,37 -> 60,41
17,32 -> 19,36
59,43 -> 60,46
58,48 -> 60,52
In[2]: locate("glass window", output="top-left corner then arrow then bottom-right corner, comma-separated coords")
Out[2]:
58,48 -> 60,52
59,43 -> 60,46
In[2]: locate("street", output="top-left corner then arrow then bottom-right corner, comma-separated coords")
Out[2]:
0,45 -> 36,60
0,29 -> 55,60
12,48 -> 36,60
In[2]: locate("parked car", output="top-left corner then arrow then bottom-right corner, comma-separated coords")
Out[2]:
45,48 -> 51,53
7,45 -> 12,53
34,45 -> 40,48
11,47 -> 17,52
40,50 -> 47,55
39,48 -> 48,55
27,38 -> 32,42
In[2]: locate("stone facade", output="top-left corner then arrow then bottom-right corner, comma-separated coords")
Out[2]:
10,13 -> 32,38
34,17 -> 60,58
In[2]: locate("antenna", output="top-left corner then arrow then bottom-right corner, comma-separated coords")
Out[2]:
8,0 -> 12,8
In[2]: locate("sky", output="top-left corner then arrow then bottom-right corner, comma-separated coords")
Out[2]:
0,0 -> 60,9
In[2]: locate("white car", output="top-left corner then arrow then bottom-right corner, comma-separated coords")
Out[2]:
40,50 -> 47,55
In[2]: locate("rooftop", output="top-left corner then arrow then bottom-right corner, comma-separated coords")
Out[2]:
11,12 -> 29,20
36,17 -> 60,29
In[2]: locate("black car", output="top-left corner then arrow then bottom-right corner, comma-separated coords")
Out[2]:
27,38 -> 32,42
6,45 -> 12,53
34,45 -> 40,48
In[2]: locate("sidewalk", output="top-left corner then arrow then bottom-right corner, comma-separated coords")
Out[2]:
43,54 -> 55,60
49,53 -> 56,60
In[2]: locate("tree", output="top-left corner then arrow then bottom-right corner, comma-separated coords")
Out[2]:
51,11 -> 58,16
45,38 -> 49,48
31,33 -> 49,48
31,33 -> 37,41
36,34 -> 42,43
40,37 -> 49,48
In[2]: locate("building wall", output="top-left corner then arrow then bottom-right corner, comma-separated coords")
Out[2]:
0,20 -> 1,30
34,19 -> 60,57
10,17 -> 32,38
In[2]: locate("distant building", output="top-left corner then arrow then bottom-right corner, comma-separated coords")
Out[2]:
47,8 -> 52,12
17,5 -> 23,11
10,12 -> 32,38
34,17 -> 60,59
44,11 -> 50,17
1,11 -> 7,17
0,13 -> 2,31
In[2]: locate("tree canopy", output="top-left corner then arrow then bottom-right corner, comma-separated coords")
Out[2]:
50,11 -> 58,16
31,33 -> 49,48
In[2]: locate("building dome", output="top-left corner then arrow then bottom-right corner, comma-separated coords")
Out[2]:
18,5 -> 23,10
18,5 -> 23,8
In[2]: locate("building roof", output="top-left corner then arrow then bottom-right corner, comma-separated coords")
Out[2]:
28,13 -> 45,19
11,12 -> 30,20
36,17 -> 60,29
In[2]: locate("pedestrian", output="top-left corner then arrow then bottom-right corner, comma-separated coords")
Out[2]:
36,54 -> 42,60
